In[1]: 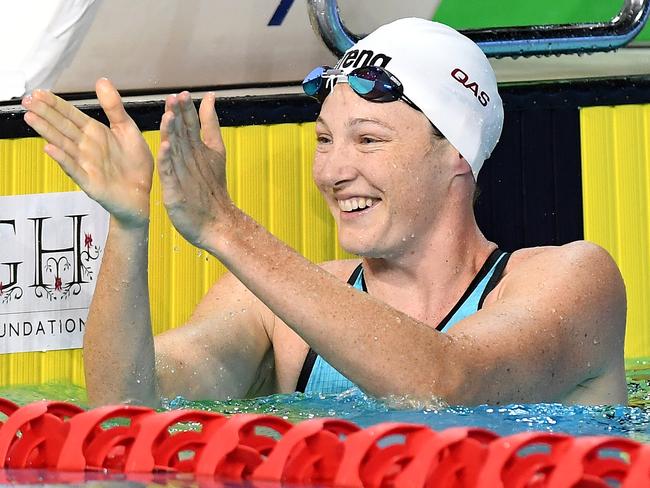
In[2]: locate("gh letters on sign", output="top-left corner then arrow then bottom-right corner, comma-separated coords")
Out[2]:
0,192 -> 108,354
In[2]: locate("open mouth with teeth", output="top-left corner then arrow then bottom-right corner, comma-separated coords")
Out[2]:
338,197 -> 380,213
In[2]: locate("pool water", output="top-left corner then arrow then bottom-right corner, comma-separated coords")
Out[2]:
0,358 -> 648,443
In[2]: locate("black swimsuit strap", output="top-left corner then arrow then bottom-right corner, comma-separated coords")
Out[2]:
477,251 -> 511,309
435,248 -> 504,331
295,263 -> 363,393
295,348 -> 318,393
348,263 -> 365,291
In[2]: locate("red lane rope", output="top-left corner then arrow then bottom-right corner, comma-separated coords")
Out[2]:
0,399 -> 645,487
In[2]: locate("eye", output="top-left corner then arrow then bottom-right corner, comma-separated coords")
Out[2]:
359,135 -> 381,144
316,133 -> 332,144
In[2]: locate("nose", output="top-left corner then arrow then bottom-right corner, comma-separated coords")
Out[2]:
312,142 -> 359,190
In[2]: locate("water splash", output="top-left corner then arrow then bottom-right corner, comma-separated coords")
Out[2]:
0,360 -> 648,442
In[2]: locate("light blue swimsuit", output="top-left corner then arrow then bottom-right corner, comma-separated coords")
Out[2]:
296,249 -> 510,394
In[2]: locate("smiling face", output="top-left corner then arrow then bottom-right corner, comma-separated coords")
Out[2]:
313,84 -> 466,259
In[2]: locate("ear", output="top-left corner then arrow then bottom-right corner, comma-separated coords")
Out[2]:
451,149 -> 473,177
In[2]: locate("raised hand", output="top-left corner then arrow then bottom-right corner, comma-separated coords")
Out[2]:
22,79 -> 154,228
157,91 -> 232,248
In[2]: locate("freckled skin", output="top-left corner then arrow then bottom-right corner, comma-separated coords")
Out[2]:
22,80 -> 627,407
313,86 -> 454,259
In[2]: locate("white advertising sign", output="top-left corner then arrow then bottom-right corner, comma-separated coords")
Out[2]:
0,192 -> 109,354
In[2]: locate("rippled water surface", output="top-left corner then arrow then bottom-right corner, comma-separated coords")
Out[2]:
0,359 -> 648,443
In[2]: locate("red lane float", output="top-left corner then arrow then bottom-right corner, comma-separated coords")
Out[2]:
0,398 -> 645,487
0,400 -> 83,469
56,404 -> 154,471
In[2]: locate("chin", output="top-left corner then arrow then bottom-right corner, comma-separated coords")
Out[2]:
338,233 -> 386,258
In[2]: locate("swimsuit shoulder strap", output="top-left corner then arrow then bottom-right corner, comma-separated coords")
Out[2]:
478,251 -> 511,309
348,263 -> 366,291
435,249 -> 505,331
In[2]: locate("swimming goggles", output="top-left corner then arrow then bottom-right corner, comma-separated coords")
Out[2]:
302,65 -> 420,111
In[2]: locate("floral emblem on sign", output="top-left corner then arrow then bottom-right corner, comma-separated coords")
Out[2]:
1,210 -> 106,306
32,224 -> 102,301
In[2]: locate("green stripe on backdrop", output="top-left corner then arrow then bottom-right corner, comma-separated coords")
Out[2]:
434,1 -> 650,42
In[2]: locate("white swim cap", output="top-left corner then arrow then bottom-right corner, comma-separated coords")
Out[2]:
334,18 -> 504,177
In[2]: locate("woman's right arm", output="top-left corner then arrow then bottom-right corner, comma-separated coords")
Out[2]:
23,79 -> 159,405
22,80 -> 272,406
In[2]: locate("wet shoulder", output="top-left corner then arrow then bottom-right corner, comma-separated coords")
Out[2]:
484,241 -> 622,305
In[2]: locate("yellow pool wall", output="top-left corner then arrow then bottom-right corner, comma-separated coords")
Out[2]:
0,102 -> 649,386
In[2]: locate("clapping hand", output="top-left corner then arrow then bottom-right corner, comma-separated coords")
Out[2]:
22,79 -> 154,228
156,91 -> 233,249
